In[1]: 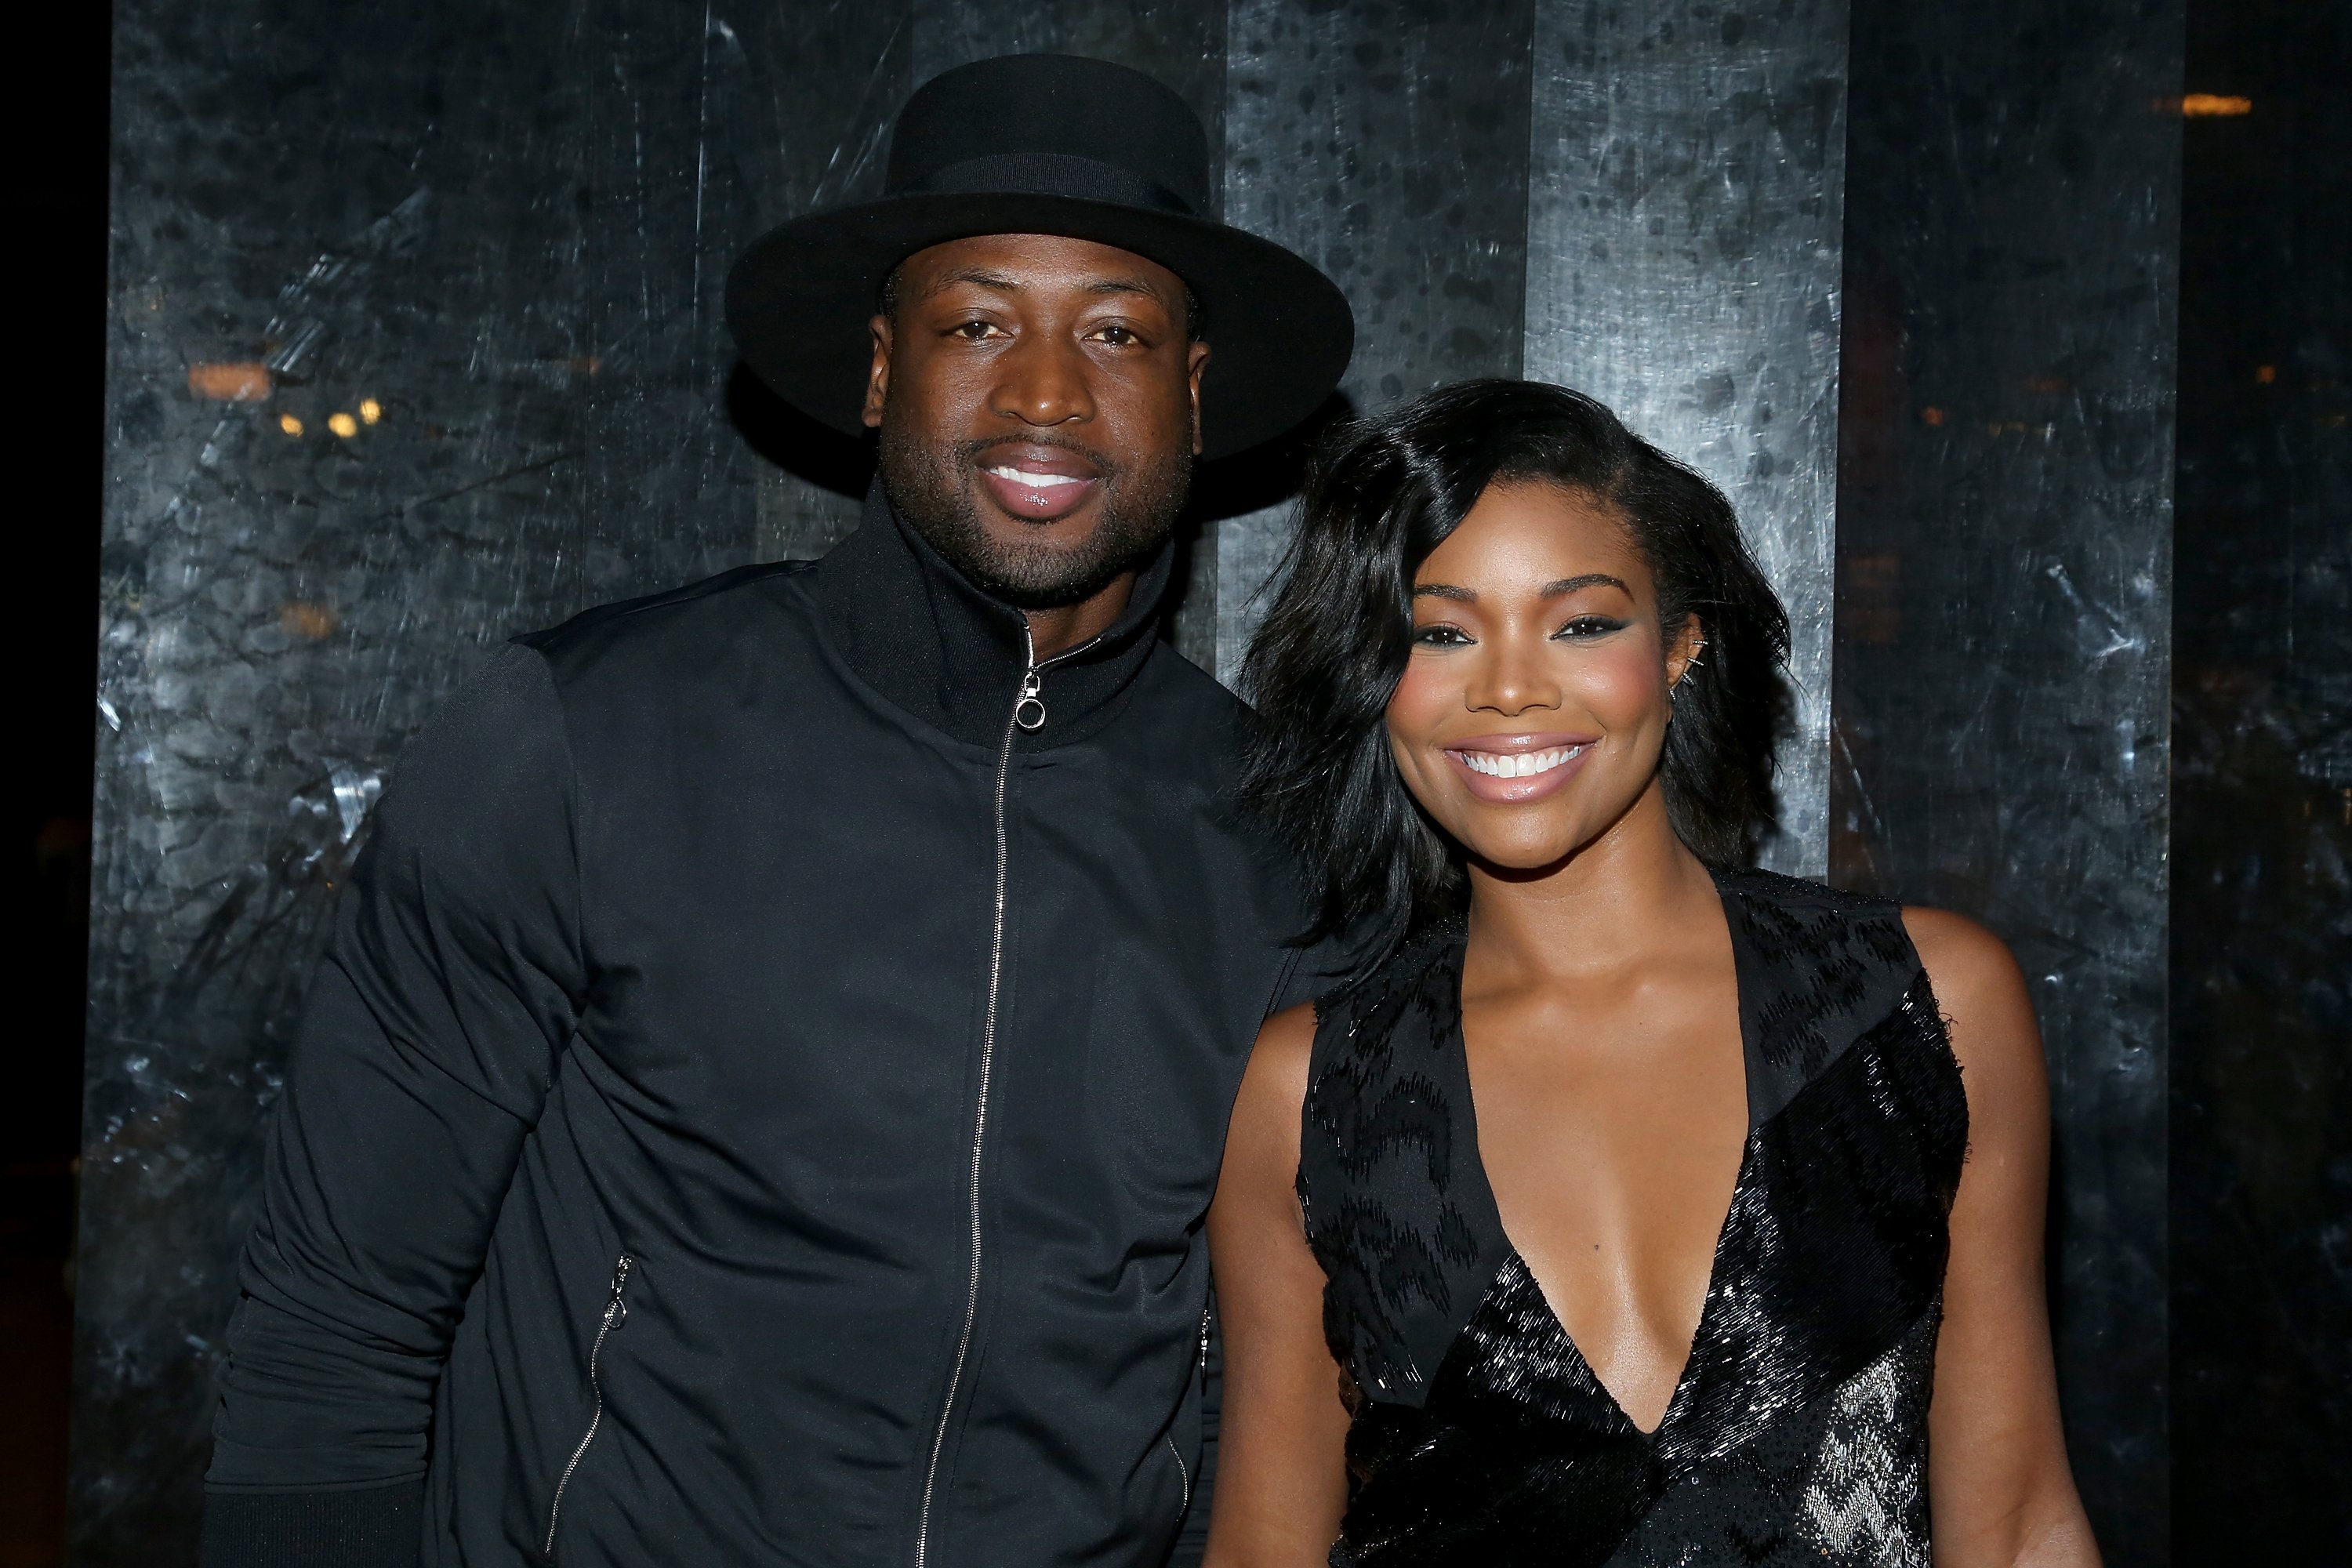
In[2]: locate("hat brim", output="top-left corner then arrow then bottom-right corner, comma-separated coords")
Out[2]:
724,194 -> 1354,461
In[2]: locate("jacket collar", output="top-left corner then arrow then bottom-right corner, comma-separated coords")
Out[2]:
808,479 -> 1176,750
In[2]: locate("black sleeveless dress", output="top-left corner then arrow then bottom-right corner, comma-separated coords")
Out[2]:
1298,869 -> 1969,1567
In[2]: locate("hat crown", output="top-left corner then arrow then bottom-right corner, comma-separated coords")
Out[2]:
886,54 -> 1211,220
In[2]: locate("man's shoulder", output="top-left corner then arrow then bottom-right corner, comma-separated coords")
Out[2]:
1133,641 -> 1259,735
1115,642 -> 1263,771
516,560 -> 819,683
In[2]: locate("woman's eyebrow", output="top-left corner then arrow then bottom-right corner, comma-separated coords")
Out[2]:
1411,575 -> 1628,604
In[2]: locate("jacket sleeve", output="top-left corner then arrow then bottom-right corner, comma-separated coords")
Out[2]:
201,643 -> 587,1565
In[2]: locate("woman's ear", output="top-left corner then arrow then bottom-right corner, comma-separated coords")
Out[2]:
1666,614 -> 1708,691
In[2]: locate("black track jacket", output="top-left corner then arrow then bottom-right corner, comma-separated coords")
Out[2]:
201,488 -> 1340,1566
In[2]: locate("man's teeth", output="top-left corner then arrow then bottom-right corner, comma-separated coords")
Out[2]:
986,465 -> 1087,489
1457,746 -> 1586,779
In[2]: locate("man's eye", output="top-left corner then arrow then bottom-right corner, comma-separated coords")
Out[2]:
949,319 -> 997,340
1094,325 -> 1139,347
1554,615 -> 1629,640
1412,625 -> 1474,648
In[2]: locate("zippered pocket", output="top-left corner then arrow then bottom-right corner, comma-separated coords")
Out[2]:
1167,1299 -> 1211,1526
1166,1433 -> 1193,1521
543,1254 -> 633,1559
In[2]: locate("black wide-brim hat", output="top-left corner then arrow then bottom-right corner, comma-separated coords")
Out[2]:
724,53 -> 1354,461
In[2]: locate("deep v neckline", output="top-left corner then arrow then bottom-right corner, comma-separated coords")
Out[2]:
1450,882 -> 1754,1442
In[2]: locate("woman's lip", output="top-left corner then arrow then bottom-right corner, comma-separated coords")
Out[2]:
976,464 -> 1103,521
1442,736 -> 1597,803
1446,731 -> 1599,754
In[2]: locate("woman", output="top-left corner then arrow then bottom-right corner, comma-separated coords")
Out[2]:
1204,381 -> 2098,1566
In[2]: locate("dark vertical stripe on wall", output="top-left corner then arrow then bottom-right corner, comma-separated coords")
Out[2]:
1214,0 -> 1537,682
2169,0 -> 2352,1555
83,3 -> 907,1556
1834,0 -> 2183,1558
1522,0 -> 1850,878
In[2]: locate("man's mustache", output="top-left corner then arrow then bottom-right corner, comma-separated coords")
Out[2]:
955,432 -> 1121,479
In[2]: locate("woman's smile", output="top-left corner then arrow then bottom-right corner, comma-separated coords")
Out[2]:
1443,732 -> 1599,803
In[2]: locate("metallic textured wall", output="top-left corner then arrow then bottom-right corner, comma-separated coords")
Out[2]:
1523,0 -> 1849,877
85,1 -> 2204,1558
1834,0 -> 2183,1558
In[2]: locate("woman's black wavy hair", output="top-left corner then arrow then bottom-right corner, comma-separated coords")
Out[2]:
1240,378 -> 1791,940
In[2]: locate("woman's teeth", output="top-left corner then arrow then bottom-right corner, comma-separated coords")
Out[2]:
1456,746 -> 1586,779
985,465 -> 1086,489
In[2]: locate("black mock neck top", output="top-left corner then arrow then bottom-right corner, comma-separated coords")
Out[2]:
1298,869 -> 1969,1567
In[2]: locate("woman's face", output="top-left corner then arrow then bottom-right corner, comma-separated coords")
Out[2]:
1385,481 -> 1700,874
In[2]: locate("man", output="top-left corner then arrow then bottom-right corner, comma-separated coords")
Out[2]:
200,53 -> 1355,1568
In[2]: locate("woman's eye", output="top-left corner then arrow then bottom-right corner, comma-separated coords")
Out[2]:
1553,615 -> 1629,640
1412,624 -> 1475,648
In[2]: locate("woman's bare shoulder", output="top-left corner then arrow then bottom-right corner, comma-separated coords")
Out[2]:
1259,1000 -> 1319,1058
1900,906 -> 2033,1026
1899,905 -> 2046,1109
1242,1002 -> 1320,1109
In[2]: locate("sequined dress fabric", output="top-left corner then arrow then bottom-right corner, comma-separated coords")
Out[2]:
1298,869 -> 1969,1567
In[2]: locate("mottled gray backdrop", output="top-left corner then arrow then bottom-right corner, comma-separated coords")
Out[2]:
87,0 -> 2192,1559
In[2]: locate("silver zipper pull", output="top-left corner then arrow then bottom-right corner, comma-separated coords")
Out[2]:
1014,666 -> 1046,731
606,1254 -> 633,1328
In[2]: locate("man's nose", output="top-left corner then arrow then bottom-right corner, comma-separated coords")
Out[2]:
991,332 -> 1095,427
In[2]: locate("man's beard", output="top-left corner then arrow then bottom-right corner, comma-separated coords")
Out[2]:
877,426 -> 1192,610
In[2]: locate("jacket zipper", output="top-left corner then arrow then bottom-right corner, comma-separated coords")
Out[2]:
913,628 -> 1084,1568
544,1254 -> 633,1559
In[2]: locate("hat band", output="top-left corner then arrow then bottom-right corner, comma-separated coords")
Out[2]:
895,152 -> 1200,218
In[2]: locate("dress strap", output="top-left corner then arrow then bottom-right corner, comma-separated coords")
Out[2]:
1714,868 -> 1930,1129
1299,920 -> 1510,1408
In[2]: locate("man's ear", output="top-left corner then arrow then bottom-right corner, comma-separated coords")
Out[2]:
1185,340 -> 1210,456
1666,614 -> 1708,690
862,314 -> 893,430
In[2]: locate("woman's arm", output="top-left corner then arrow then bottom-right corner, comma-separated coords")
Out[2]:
1905,908 -> 2100,1568
1202,1003 -> 1352,1568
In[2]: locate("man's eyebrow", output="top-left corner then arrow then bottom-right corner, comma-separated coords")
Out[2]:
1412,583 -> 1476,602
917,270 -> 1173,303
918,267 -> 1022,299
1085,275 -> 1169,300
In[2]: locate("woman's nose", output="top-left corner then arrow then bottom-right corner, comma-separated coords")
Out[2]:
1465,632 -> 1561,717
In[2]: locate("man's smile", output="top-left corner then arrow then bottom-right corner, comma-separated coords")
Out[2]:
975,441 -> 1105,521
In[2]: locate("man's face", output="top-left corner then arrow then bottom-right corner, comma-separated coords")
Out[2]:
862,233 -> 1210,609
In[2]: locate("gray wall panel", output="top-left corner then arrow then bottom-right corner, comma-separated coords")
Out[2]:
1834,0 -> 2183,1556
1216,0 -> 1537,683
748,8 -> 915,563
1522,0 -> 1849,877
